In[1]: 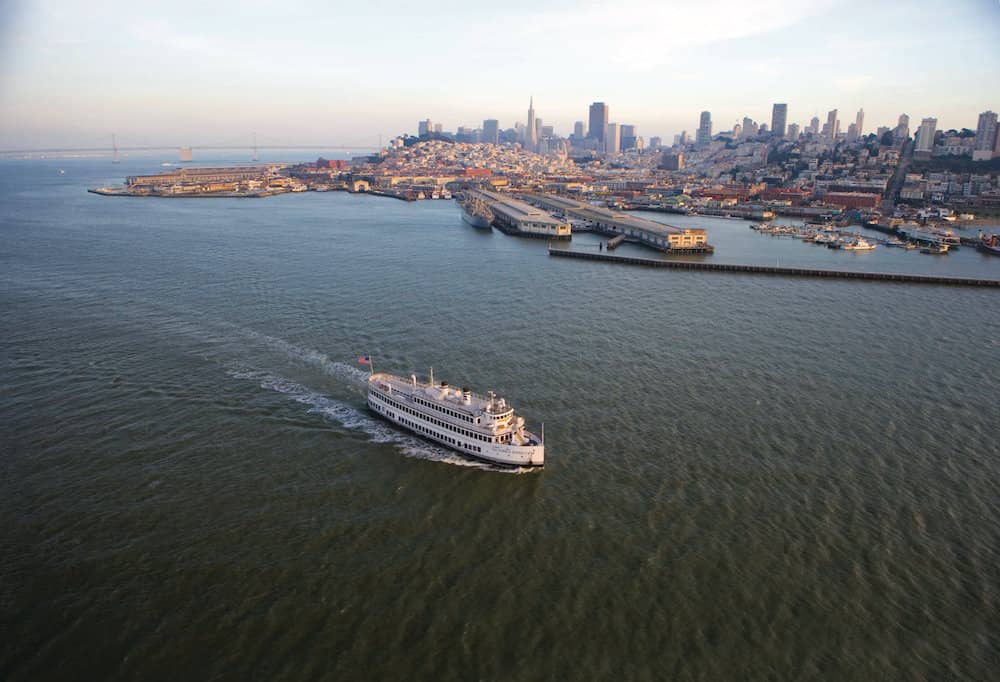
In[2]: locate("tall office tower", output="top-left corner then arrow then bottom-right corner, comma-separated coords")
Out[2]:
809,116 -> 820,135
620,124 -> 636,150
973,110 -> 998,160
418,119 -> 433,136
994,121 -> 1000,158
696,111 -> 712,146
733,123 -> 742,138
771,103 -> 788,138
482,119 -> 499,145
787,123 -> 800,140
573,121 -> 585,140
915,117 -> 937,153
433,123 -> 442,134
742,116 -> 754,138
895,113 -> 910,140
588,102 -> 609,143
526,97 -> 537,152
855,108 -> 865,137
846,123 -> 858,142
679,130 -> 688,145
826,109 -> 838,140
649,136 -> 662,149
605,123 -> 622,154
541,125 -> 554,138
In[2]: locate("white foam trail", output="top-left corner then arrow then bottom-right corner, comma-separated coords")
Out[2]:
228,369 -> 524,472
238,330 -> 371,386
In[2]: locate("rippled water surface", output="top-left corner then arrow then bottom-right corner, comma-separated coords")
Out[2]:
2,157 -> 999,680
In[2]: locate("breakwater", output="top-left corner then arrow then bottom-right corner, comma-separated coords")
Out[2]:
548,247 -> 1000,287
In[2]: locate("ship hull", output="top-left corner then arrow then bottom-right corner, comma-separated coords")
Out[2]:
461,207 -> 493,229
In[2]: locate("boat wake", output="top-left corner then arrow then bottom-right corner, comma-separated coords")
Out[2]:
228,369 -> 528,473
237,330 -> 372,387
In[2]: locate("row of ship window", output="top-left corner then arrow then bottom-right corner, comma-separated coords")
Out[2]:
373,391 -> 498,443
412,395 -> 473,423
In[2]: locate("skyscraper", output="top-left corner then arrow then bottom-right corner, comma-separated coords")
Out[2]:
605,123 -> 621,154
742,117 -> 753,139
482,119 -> 499,145
526,97 -> 537,152
771,103 -> 788,138
787,123 -> 800,140
588,102 -> 609,144
855,108 -> 865,137
826,110 -> 838,140
895,114 -> 910,140
847,123 -> 858,142
915,117 -> 937,153
973,111 -> 998,160
696,111 -> 712,147
620,124 -> 636,150
573,121 -> 585,140
809,116 -> 820,135
418,119 -> 433,136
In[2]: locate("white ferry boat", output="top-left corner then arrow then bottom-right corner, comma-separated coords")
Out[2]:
367,369 -> 544,468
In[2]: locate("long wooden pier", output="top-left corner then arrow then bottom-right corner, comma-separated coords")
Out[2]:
548,248 -> 1000,287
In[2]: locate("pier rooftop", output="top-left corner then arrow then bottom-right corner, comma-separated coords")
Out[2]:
522,192 -> 708,251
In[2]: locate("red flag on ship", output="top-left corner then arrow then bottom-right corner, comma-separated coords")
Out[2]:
357,355 -> 371,365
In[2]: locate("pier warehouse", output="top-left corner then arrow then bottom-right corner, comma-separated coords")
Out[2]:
125,166 -> 279,190
467,189 -> 571,239
523,192 -> 709,252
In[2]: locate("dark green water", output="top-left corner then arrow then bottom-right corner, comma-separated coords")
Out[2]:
3,156 -> 999,680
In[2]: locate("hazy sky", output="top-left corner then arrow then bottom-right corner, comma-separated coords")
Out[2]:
0,0 -> 998,149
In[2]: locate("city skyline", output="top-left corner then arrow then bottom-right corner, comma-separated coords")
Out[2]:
1,0 -> 998,149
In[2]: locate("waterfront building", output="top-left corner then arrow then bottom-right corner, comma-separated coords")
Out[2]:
696,111 -> 712,147
855,108 -> 865,137
482,119 -> 499,145
525,193 -> 708,251
771,103 -> 787,138
787,123 -> 800,140
468,189 -> 571,238
606,123 -> 622,154
915,117 -> 937,154
742,117 -> 754,139
588,102 -> 609,144
973,111 -> 998,161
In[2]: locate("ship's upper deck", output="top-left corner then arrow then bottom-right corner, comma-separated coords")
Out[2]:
369,372 -> 517,427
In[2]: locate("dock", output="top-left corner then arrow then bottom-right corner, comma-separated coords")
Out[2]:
548,248 -> 1000,287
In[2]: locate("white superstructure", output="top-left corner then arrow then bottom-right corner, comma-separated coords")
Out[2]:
367,370 -> 544,468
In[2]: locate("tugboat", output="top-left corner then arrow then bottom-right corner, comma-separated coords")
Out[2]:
977,233 -> 1000,256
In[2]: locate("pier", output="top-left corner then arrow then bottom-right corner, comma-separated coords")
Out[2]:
548,248 -> 1000,287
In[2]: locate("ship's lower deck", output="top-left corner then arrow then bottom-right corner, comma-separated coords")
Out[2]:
368,386 -> 543,467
